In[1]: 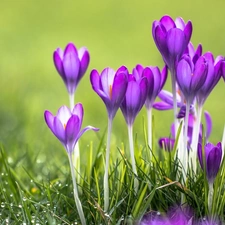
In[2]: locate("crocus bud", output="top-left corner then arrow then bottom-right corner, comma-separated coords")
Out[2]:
198,142 -> 222,183
53,42 -> 90,95
152,15 -> 192,71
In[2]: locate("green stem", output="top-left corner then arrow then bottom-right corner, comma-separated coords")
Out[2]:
183,101 -> 190,180
104,118 -> 112,211
191,105 -> 203,174
128,125 -> 139,193
208,182 -> 214,214
171,68 -> 178,136
147,108 -> 152,153
68,153 -> 86,225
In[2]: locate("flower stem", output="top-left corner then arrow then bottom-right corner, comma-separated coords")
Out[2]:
128,125 -> 139,193
104,117 -> 112,211
69,93 -> 75,111
191,105 -> 203,174
183,101 -> 190,180
171,68 -> 178,136
68,153 -> 86,225
208,182 -> 214,214
69,93 -> 80,185
147,108 -> 152,153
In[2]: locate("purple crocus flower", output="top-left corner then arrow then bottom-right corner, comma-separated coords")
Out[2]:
176,55 -> 208,103
90,66 -> 128,120
184,42 -> 202,64
120,74 -> 148,126
53,42 -> 90,95
44,104 -> 99,154
198,142 -> 222,183
152,15 -> 192,70
133,64 -> 168,109
196,52 -> 222,106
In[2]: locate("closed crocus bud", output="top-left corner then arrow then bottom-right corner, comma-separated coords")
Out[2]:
120,74 -> 148,126
90,66 -> 128,120
176,55 -> 208,103
53,42 -> 90,95
44,104 -> 99,154
198,142 -> 222,183
196,52 -> 222,107
152,15 -> 192,70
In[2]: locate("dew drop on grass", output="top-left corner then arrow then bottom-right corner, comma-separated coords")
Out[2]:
10,194 -> 13,197
1,203 -> 5,208
23,197 -> 27,202
47,203 -> 50,207
18,204 -> 22,208
30,180 -> 33,183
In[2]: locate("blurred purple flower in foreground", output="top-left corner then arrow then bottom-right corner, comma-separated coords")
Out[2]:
44,104 -> 99,154
53,42 -> 90,95
90,66 -> 128,120
198,142 -> 222,183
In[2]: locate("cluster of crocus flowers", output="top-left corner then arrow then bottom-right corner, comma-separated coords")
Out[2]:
42,13 -> 225,223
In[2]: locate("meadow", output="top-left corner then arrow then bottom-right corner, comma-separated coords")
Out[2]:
1,0 -> 225,224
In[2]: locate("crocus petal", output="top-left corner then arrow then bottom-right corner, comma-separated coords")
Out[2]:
191,57 -> 207,93
183,21 -> 193,45
64,42 -> 78,56
78,47 -> 90,81
204,111 -> 212,141
154,25 -> 168,57
153,102 -> 173,110
160,15 -> 176,30
73,103 -> 84,126
56,106 -> 72,126
53,50 -> 65,78
175,17 -> 185,29
65,115 -> 80,153
167,28 -> 186,57
44,110 -> 55,133
53,117 -> 66,143
176,58 -> 192,96
76,126 -> 99,144
100,68 -> 115,99
63,50 -> 80,82
111,72 -> 128,108
197,143 -> 204,169
160,65 -> 168,88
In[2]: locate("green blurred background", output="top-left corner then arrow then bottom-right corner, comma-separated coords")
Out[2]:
0,0 -> 225,178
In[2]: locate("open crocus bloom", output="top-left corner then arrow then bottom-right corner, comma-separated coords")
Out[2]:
53,43 -> 90,95
90,66 -> 128,120
44,104 -> 99,154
